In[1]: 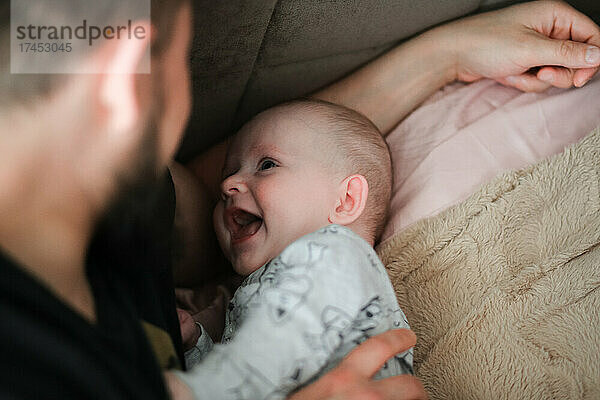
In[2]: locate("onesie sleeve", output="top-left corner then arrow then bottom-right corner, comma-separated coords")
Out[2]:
184,323 -> 214,370
174,225 -> 410,400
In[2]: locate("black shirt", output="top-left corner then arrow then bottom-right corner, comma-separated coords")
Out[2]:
0,171 -> 181,399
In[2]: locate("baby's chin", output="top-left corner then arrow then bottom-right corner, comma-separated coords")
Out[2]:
231,255 -> 269,277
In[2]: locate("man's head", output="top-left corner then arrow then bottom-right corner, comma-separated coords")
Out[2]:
0,0 -> 190,216
214,99 -> 392,276
0,0 -> 191,274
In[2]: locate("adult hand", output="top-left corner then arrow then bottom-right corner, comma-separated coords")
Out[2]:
440,0 -> 600,91
288,329 -> 426,400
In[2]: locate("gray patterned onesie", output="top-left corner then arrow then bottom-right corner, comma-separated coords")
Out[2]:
176,224 -> 412,400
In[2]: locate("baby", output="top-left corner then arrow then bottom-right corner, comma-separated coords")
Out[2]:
175,99 -> 412,399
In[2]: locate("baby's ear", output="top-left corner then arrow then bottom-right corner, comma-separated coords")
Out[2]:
328,174 -> 368,226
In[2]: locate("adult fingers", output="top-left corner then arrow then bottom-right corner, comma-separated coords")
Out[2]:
289,330 -> 417,399
528,1 -> 600,85
536,66 -> 576,88
338,329 -> 416,379
498,74 -> 552,92
533,36 -> 600,69
535,66 -> 598,88
547,1 -> 600,46
573,67 -> 599,87
521,1 -> 600,45
323,375 -> 427,400
364,375 -> 427,400
325,375 -> 426,400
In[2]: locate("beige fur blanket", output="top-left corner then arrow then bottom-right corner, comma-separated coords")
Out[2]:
377,127 -> 600,399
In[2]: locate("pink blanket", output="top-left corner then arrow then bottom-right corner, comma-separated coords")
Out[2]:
381,77 -> 600,243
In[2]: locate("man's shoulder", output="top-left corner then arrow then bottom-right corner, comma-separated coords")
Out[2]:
0,250 -> 170,399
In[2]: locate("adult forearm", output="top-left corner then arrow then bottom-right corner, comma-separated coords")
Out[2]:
313,27 -> 456,136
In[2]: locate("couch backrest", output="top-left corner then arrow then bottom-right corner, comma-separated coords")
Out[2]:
178,0 -> 598,160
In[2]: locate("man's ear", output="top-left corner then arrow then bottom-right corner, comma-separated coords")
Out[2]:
328,174 -> 369,226
95,20 -> 152,140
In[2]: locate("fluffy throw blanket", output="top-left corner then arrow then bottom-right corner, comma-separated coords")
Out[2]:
377,127 -> 600,399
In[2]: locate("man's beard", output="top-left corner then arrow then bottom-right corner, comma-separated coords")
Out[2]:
86,113 -> 174,275
102,115 -> 162,232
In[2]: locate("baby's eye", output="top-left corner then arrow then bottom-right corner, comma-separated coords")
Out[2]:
258,159 -> 277,171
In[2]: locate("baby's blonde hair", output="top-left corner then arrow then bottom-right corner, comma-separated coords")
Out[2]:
271,99 -> 392,243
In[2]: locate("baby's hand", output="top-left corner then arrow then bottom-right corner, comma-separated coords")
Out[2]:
177,308 -> 201,351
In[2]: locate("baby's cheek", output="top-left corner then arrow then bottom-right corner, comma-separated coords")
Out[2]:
233,251 -> 265,276
255,180 -> 288,214
212,203 -> 222,233
253,181 -> 272,200
212,204 -> 229,251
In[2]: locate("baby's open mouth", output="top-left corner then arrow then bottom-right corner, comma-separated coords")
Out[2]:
225,208 -> 263,243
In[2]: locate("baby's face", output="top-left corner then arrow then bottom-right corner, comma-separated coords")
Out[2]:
214,110 -> 340,275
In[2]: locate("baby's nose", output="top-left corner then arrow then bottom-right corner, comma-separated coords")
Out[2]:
221,174 -> 247,197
